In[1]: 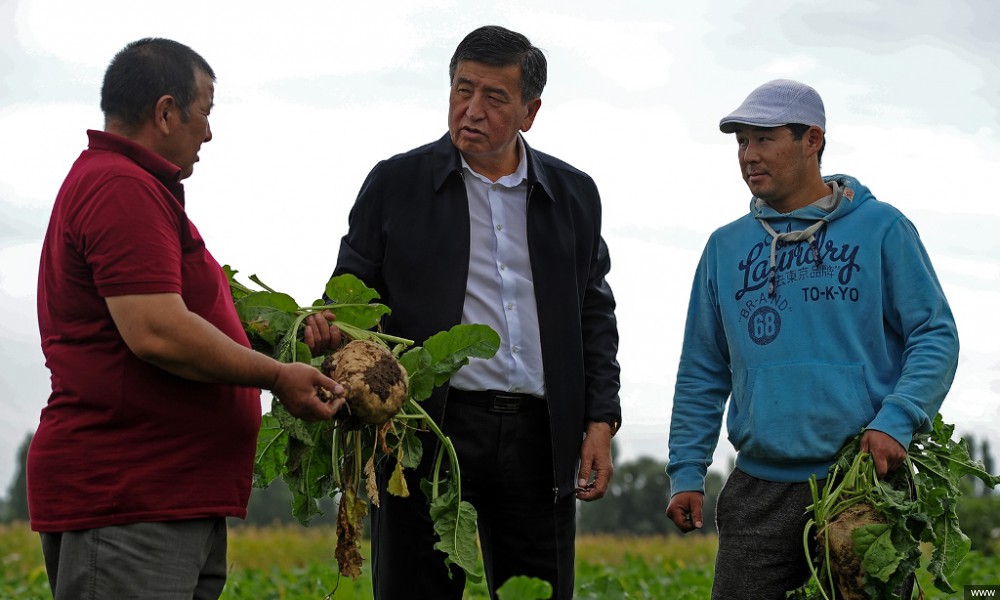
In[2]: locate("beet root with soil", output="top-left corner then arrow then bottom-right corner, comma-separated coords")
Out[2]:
819,501 -> 885,600
322,339 -> 408,425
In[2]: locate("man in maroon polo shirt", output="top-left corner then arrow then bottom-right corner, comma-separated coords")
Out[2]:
29,38 -> 346,599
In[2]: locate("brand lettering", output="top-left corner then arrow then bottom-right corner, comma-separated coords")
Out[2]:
801,286 -> 860,302
739,292 -> 790,322
736,226 -> 861,300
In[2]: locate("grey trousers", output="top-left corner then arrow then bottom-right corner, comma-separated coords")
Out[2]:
712,468 -> 817,600
40,517 -> 228,600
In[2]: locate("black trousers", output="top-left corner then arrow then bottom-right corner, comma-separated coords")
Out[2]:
371,392 -> 576,600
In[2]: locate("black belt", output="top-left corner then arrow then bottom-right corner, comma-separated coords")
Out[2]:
447,389 -> 544,414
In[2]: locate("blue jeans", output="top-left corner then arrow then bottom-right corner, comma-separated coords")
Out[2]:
40,517 -> 228,600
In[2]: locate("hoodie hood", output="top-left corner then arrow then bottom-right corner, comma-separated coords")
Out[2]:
750,174 -> 872,221
750,174 -> 873,296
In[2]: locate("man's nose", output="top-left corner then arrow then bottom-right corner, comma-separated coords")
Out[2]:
466,93 -> 486,119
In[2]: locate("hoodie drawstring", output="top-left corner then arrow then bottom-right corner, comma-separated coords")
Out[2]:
759,219 -> 826,296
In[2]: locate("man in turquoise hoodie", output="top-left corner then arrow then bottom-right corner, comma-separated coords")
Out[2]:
664,79 -> 959,598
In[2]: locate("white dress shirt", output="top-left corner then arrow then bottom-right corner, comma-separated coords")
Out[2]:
448,137 -> 545,397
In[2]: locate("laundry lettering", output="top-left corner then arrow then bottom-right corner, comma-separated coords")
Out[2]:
736,226 -> 861,300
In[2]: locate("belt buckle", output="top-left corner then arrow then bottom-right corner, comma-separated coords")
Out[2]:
489,392 -> 521,414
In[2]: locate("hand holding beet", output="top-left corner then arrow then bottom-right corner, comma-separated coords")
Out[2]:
302,310 -> 343,354
270,361 -> 346,420
859,429 -> 906,478
788,416 -> 1000,599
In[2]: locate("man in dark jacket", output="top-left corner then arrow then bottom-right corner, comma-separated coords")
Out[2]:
330,25 -> 621,600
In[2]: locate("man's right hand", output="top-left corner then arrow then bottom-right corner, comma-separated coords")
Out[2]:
271,362 -> 346,420
666,491 -> 705,533
303,310 -> 343,354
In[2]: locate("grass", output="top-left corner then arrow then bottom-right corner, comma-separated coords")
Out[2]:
0,522 -> 48,599
2,521 -> 996,599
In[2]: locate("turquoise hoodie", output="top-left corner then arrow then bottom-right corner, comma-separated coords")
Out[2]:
667,174 -> 959,494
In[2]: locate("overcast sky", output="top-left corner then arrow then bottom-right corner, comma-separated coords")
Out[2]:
2,0 -> 998,496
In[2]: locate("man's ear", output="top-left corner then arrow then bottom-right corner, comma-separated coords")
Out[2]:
519,97 -> 542,133
153,95 -> 176,135
805,126 -> 824,155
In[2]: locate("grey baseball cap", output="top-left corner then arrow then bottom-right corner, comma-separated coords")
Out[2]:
719,79 -> 825,133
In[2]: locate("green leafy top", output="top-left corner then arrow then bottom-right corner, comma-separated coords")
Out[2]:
225,267 -> 500,583
789,414 -> 1000,600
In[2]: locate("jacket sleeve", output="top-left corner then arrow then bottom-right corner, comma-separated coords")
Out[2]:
333,162 -> 386,292
581,232 -> 622,431
667,242 -> 732,495
866,216 -> 959,448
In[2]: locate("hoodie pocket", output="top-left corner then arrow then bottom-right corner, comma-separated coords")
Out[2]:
728,362 -> 874,464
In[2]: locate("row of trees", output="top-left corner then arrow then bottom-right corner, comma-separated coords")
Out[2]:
239,443 -> 721,534
4,433 -> 998,553
1,433 -> 29,524
577,435 -> 998,551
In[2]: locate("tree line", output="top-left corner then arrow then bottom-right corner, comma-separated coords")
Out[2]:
3,433 -> 998,553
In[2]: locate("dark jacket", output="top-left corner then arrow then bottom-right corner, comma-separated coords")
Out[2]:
334,133 -> 621,496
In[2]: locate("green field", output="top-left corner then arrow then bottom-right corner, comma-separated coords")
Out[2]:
1,522 -> 997,599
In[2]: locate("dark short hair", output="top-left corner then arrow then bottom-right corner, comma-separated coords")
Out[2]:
100,38 -> 215,131
448,25 -> 547,103
787,123 -> 826,166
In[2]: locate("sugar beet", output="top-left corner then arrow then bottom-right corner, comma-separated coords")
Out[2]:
322,339 -> 408,424
818,501 -> 885,600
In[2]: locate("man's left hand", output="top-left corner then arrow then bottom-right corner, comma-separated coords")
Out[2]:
861,429 -> 907,478
576,422 -> 614,501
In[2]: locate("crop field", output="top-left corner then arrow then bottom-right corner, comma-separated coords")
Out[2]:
2,522 -> 997,599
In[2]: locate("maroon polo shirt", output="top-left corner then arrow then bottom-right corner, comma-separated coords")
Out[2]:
29,130 -> 260,532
